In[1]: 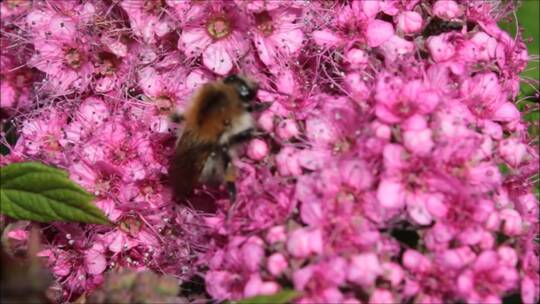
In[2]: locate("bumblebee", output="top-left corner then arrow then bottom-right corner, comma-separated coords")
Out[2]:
169,74 -> 269,203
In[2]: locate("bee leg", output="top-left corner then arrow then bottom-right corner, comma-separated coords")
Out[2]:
220,147 -> 236,201
246,102 -> 272,113
228,128 -> 254,146
221,147 -> 238,220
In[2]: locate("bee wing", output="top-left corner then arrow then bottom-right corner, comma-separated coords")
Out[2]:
169,130 -> 216,198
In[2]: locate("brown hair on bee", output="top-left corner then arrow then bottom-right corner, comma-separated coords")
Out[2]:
168,74 -> 270,205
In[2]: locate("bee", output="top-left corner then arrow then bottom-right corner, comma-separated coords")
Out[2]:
169,74 -> 269,204
422,17 -> 464,37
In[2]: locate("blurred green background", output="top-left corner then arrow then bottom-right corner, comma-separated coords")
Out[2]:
501,0 -> 540,200
500,0 -> 539,94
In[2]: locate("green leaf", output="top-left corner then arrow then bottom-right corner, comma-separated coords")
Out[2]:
0,162 -> 111,225
233,290 -> 301,304
498,163 -> 510,176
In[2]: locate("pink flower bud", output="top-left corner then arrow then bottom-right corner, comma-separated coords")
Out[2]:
481,120 -> 503,139
369,289 -> 394,304
457,270 -> 474,294
276,119 -> 299,140
381,262 -> 404,287
361,1 -> 380,18
0,82 -> 16,108
6,229 -> 29,241
340,159 -> 373,191
377,179 -> 406,209
383,144 -> 408,170
403,128 -> 434,156
403,250 -> 430,271
257,110 -> 275,132
267,253 -> 288,276
517,194 -> 539,221
344,72 -> 370,101
244,275 -> 263,298
473,250 -> 498,271
247,138 -> 268,161
499,209 -> 523,236
345,48 -> 369,68
521,275 -> 539,304
433,0 -> 461,20
440,246 -> 476,269
266,226 -> 286,244
242,237 -> 264,272
379,35 -> 415,61
373,121 -> 391,140
313,30 -> 343,47
492,102 -> 520,123
424,192 -> 447,218
276,146 -> 302,176
85,245 -> 107,275
407,192 -> 433,225
497,246 -> 518,267
293,266 -> 313,290
348,253 -> 382,286
499,138 -> 527,167
426,33 -> 456,62
365,19 -> 395,47
287,228 -> 323,258
259,282 -> 280,295
396,11 -> 422,34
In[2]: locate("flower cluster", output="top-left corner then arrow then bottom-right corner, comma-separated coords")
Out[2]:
1,0 -> 538,303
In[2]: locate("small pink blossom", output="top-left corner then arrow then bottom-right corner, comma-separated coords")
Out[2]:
287,227 -> 323,258
433,0 -> 461,20
178,4 -> 249,75
348,253 -> 382,286
252,8 -> 304,67
365,19 -> 395,47
396,11 -> 422,34
369,289 -> 395,304
247,138 -> 269,161
276,119 -> 299,140
267,253 -> 288,276
377,179 -> 406,209
426,33 -> 457,62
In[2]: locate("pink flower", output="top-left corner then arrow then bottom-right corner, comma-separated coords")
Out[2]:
1,1 -> 538,303
287,227 -> 323,258
313,30 -> 343,48
276,118 -> 300,140
348,253 -> 382,286
20,109 -> 67,162
426,33 -> 458,62
178,3 -> 250,75
379,35 -> 415,61
252,8 -> 304,67
457,251 -> 519,303
396,11 -> 422,34
433,0 -> 461,20
498,138 -> 528,167
369,289 -> 395,304
375,78 -> 440,124
267,253 -> 288,276
30,38 -> 93,93
120,0 -> 174,44
499,209 -> 523,236
247,138 -> 269,161
365,19 -> 395,47
377,179 -> 406,209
